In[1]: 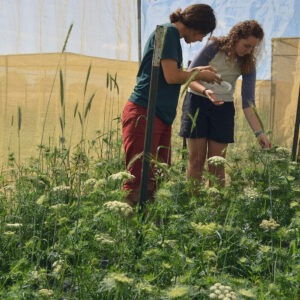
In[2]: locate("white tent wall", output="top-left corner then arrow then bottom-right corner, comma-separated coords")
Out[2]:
0,0 -> 138,61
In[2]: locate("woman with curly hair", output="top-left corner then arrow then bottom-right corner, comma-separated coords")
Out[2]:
179,20 -> 271,187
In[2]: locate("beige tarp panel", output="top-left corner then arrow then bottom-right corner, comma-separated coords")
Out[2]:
0,53 -> 138,164
1,39 -> 299,165
231,79 -> 272,148
270,38 -> 300,148
0,51 -> 274,165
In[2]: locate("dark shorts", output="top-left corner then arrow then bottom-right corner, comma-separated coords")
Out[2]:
179,92 -> 235,143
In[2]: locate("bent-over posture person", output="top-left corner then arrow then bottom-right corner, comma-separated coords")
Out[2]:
180,20 -> 271,187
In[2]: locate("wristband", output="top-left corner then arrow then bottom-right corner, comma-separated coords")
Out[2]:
255,130 -> 264,137
202,88 -> 209,96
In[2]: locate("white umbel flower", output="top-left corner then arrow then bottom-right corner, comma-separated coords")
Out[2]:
108,171 -> 135,181
207,156 -> 227,167
103,201 -> 133,217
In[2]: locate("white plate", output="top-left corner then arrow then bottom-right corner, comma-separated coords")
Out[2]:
204,80 -> 232,93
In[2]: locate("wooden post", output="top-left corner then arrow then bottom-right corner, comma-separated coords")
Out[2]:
137,0 -> 142,64
138,25 -> 165,213
292,85 -> 300,161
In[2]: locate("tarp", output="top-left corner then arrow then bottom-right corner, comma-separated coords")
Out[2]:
142,0 -> 300,79
0,0 -> 299,79
0,53 -> 138,163
270,38 -> 300,148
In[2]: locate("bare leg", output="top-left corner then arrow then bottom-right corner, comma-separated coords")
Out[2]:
186,138 -> 208,183
207,140 -> 228,187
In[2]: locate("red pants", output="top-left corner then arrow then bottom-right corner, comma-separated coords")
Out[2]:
122,101 -> 171,206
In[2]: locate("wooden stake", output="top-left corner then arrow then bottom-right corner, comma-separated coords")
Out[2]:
138,25 -> 165,213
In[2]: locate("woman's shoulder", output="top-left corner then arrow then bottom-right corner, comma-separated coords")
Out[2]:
206,39 -> 220,51
200,39 -> 220,58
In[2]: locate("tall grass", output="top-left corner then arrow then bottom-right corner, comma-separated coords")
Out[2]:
0,139 -> 299,299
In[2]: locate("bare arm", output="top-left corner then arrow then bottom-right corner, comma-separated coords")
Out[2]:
243,106 -> 271,148
161,59 -> 220,85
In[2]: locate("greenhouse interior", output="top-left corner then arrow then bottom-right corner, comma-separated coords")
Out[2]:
0,1 -> 299,299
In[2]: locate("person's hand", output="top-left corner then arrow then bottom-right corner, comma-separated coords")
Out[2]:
198,70 -> 221,84
193,67 -> 221,84
205,89 -> 224,106
195,66 -> 217,73
257,133 -> 271,149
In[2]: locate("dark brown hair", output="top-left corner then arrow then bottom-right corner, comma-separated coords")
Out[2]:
170,4 -> 216,35
211,20 -> 264,73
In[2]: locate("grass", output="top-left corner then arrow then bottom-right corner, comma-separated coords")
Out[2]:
0,106 -> 299,299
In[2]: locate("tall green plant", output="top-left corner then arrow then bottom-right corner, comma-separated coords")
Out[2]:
38,24 -> 73,168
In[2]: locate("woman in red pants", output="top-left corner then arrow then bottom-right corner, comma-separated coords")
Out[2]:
122,4 -> 220,207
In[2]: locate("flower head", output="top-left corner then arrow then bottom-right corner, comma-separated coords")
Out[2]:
191,222 -> 220,235
83,178 -> 97,187
109,272 -> 133,284
94,179 -> 107,190
4,231 -> 15,236
275,147 -> 291,157
50,203 -> 67,210
136,282 -> 154,293
207,156 -> 227,167
108,171 -> 135,181
52,185 -> 70,192
209,283 -> 236,299
103,201 -> 133,217
259,218 -> 280,231
238,288 -> 256,298
243,187 -> 259,200
95,233 -> 115,245
37,288 -> 54,297
5,223 -> 23,228
259,245 -> 271,253
166,285 -> 190,299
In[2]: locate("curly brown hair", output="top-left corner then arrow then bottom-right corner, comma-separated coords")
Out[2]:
170,4 -> 216,35
211,20 -> 264,73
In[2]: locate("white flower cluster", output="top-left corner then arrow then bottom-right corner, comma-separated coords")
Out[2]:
108,171 -> 135,181
52,185 -> 71,192
207,187 -> 222,200
107,272 -> 133,284
50,203 -> 67,210
4,231 -> 15,236
207,187 -> 221,196
207,156 -> 227,167
259,218 -> 280,231
209,283 -> 236,299
166,285 -> 190,299
5,223 -> 23,228
94,179 -> 106,189
191,222 -> 220,235
244,187 -> 260,200
83,178 -> 97,187
37,288 -> 54,297
103,201 -> 133,217
95,233 -> 115,245
275,147 -> 291,157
